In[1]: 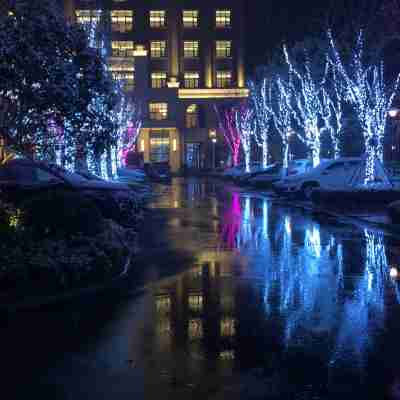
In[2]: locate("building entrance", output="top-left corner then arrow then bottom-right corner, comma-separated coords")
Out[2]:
186,143 -> 201,169
150,130 -> 170,163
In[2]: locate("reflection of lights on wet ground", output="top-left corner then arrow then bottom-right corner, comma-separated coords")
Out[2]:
173,200 -> 179,208
305,225 -> 321,258
188,294 -> 203,312
243,197 -> 251,221
284,215 -> 291,235
189,266 -> 203,279
390,267 -> 399,279
188,319 -> 203,340
262,200 -> 268,237
219,350 -> 235,360
220,318 -> 236,337
156,295 -> 171,313
157,318 -> 172,336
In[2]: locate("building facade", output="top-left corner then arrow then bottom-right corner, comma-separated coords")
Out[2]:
64,0 -> 248,172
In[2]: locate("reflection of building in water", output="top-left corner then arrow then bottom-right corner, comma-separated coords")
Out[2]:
147,250 -> 242,382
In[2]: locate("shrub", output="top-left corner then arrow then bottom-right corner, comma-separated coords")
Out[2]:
20,190 -> 104,238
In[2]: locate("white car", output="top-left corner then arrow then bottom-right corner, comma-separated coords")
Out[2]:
222,162 -> 262,179
273,158 -> 362,199
248,159 -> 312,188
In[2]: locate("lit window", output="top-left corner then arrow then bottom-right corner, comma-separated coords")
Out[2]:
183,10 -> 199,28
216,71 -> 232,88
216,41 -> 231,58
111,41 -> 134,57
150,10 -> 166,28
149,103 -> 168,120
220,318 -> 236,337
188,294 -> 203,312
188,319 -> 203,340
151,72 -> 167,88
150,41 -> 167,58
184,72 -> 200,88
216,10 -> 231,28
184,41 -> 199,58
111,10 -> 133,32
75,9 -> 102,24
186,104 -> 199,128
109,62 -> 134,90
219,350 -> 235,360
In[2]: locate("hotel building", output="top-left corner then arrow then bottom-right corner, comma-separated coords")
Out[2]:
64,0 -> 248,172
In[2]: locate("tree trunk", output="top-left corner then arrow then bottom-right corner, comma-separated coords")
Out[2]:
232,146 -> 240,167
244,149 -> 251,173
332,133 -> 340,159
364,143 -> 377,185
282,141 -> 289,175
106,146 -> 113,179
94,152 -> 102,177
262,139 -> 268,169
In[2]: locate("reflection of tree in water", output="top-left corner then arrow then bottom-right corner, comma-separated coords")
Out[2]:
220,194 -> 270,251
248,203 -> 399,371
219,191 -> 241,249
331,229 -> 398,369
220,191 -> 400,373
266,218 -> 344,344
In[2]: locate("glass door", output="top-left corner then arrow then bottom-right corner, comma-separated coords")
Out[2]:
186,143 -> 201,169
150,131 -> 170,163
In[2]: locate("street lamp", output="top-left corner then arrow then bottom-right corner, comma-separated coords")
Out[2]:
209,129 -> 217,169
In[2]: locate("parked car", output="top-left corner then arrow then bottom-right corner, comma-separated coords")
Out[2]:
233,163 -> 280,185
273,158 -> 362,200
222,162 -> 263,180
246,159 -> 312,189
0,158 -> 140,226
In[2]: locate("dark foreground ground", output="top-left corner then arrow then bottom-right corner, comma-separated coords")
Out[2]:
3,178 -> 400,400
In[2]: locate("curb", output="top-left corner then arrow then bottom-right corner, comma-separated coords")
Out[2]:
242,189 -> 400,237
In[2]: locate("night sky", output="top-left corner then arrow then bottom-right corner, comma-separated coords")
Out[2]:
244,0 -> 384,74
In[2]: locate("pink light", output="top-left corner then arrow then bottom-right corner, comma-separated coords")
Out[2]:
220,192 -> 242,249
215,105 -> 241,167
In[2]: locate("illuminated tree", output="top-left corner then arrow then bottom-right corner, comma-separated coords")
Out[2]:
235,102 -> 255,173
0,0 -> 78,157
214,104 -> 241,167
321,66 -> 346,159
248,78 -> 273,168
272,76 -> 294,170
114,99 -> 142,169
329,30 -> 400,184
283,45 -> 330,167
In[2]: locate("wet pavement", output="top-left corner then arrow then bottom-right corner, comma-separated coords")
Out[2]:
3,177 -> 400,399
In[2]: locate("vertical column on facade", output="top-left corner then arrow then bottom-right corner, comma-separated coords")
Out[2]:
236,3 -> 245,88
168,6 -> 179,82
63,0 -> 75,22
133,46 -> 149,92
204,7 -> 213,88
